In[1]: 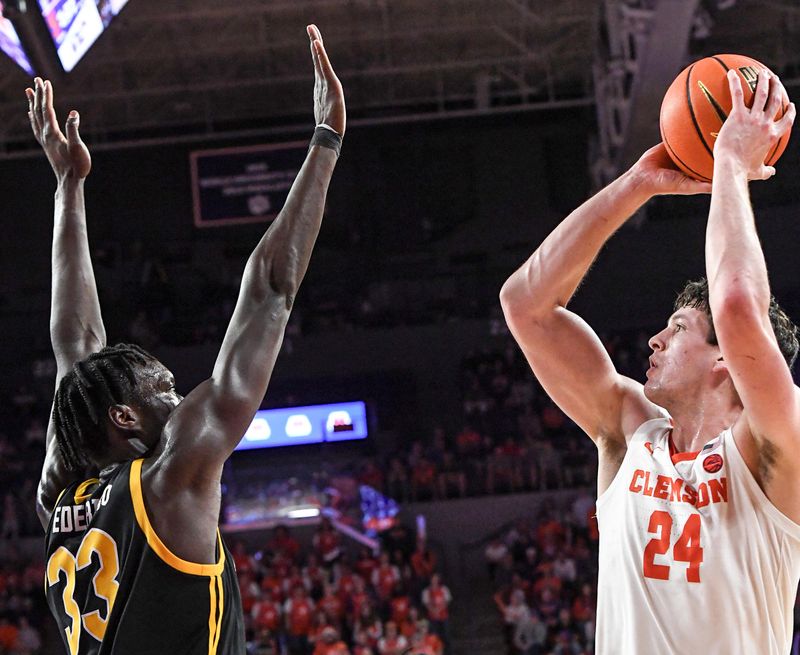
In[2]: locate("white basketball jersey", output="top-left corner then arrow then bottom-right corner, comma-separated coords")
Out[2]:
595,417 -> 800,655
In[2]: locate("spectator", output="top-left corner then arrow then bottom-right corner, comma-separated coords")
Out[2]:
485,537 -> 509,582
313,518 -> 342,568
371,553 -> 400,605
269,525 -> 302,563
385,458 -> 410,503
1,493 -> 20,541
354,604 -> 382,649
421,574 -> 451,650
513,610 -> 547,655
313,626 -> 350,655
389,585 -> 412,625
319,583 -> 346,628
410,457 -> 437,501
410,539 -> 437,590
352,630 -> 375,655
437,451 -> 466,498
376,621 -> 408,655
411,619 -> 444,655
252,588 -> 282,636
0,617 -> 18,653
553,552 -> 577,586
14,616 -> 41,655
284,586 -> 315,655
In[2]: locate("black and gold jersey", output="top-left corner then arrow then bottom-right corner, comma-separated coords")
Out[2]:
45,458 -> 245,655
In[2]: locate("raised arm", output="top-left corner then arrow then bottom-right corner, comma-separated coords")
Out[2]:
500,146 -> 709,450
27,78 -> 102,528
159,25 -> 345,484
706,71 -> 798,450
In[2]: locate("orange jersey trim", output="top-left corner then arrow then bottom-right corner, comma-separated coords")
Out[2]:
129,459 -> 225,577
671,451 -> 700,464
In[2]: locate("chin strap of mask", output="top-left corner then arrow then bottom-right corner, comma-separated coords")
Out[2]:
128,438 -> 149,455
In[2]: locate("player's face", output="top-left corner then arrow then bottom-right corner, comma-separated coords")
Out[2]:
644,308 -> 720,406
133,361 -> 183,448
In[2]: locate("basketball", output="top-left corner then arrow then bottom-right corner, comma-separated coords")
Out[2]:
659,54 -> 792,181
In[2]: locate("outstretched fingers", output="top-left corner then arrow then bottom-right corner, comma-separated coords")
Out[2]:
727,69 -> 745,113
765,76 -> 786,120
25,87 -> 41,140
751,69 -> 771,114
42,80 -> 60,138
309,25 -> 338,83
775,101 -> 796,137
307,25 -> 323,79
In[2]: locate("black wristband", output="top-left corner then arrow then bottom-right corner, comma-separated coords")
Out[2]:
309,126 -> 342,158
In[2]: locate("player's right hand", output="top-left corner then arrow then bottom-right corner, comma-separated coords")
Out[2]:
307,25 -> 346,136
26,77 -> 91,180
630,143 -> 711,196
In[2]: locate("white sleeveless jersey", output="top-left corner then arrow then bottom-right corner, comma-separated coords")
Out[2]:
595,417 -> 800,655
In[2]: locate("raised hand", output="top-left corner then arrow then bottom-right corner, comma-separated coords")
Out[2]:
26,78 -> 91,180
714,69 -> 795,180
307,24 -> 345,136
631,143 -> 712,196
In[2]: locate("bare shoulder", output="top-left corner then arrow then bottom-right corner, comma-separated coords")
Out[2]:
139,455 -> 222,564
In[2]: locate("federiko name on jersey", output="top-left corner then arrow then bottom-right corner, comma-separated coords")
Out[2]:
628,470 -> 727,508
51,485 -> 113,533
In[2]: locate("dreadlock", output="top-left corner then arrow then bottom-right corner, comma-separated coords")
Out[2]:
675,278 -> 799,369
52,343 -> 157,471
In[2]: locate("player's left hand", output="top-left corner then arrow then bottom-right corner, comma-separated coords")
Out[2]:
631,143 -> 712,196
714,69 -> 795,180
26,77 -> 91,180
307,25 -> 346,136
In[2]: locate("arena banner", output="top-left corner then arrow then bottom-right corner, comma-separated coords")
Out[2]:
234,401 -> 369,451
190,141 -> 308,228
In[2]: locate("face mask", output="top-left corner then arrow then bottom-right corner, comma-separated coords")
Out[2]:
128,438 -> 149,455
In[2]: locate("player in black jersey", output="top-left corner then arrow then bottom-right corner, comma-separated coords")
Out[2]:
28,25 -> 345,655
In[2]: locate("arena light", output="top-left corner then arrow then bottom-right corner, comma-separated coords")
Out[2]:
286,508 -> 320,519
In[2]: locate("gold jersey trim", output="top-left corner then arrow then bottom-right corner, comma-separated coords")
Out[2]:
207,574 -> 224,655
74,477 -> 100,504
129,459 -> 225,577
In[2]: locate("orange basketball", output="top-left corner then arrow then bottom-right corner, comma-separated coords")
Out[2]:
659,54 -> 792,181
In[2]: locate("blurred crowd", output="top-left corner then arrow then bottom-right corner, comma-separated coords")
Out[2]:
488,495 -> 598,655
233,520 -> 449,655
0,553 -> 47,655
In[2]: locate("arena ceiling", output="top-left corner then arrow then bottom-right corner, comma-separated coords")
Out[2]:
0,0 -> 797,152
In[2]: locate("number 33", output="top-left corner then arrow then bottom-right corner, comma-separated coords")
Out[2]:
47,529 -> 120,654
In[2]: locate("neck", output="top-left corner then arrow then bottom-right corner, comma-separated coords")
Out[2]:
665,392 -> 741,452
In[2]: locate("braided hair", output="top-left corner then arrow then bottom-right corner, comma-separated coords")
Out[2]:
52,343 -> 157,471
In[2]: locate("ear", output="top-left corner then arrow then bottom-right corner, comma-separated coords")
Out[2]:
712,354 -> 729,375
107,404 -> 139,431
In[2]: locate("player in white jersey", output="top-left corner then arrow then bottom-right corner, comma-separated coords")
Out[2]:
500,68 -> 798,653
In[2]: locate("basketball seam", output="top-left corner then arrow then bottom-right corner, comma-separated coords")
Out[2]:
711,56 -> 730,72
685,63 -> 716,163
663,134 -> 712,182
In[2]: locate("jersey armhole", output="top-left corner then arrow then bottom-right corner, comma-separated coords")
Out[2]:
129,458 -> 225,576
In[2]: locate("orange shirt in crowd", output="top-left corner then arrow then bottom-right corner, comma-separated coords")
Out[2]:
252,599 -> 282,632
285,598 -> 315,636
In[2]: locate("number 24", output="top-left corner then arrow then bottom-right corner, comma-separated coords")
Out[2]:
643,511 -> 703,583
